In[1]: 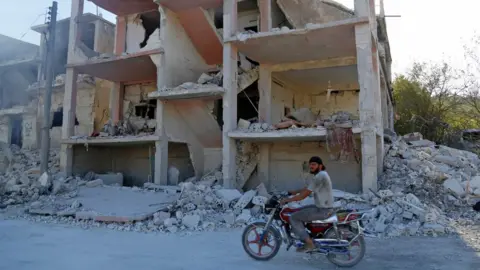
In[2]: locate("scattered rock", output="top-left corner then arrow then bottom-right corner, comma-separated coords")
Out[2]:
182,214 -> 201,229
153,211 -> 170,225
85,179 -> 103,188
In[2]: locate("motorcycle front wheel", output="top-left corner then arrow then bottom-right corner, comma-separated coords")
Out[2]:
241,221 -> 282,261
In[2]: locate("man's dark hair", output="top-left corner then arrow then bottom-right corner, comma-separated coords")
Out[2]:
309,156 -> 326,170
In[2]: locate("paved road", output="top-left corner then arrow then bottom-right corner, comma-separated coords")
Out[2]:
0,219 -> 479,270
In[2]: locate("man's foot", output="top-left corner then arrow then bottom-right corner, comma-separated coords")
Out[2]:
296,243 -> 316,253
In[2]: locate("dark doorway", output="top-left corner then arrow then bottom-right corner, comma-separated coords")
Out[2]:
10,116 -> 22,148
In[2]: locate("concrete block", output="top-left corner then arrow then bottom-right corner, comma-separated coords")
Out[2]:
237,119 -> 251,130
422,223 -> 445,234
182,214 -> 201,229
164,218 -> 177,227
96,173 -> 123,186
223,211 -> 235,225
85,179 -> 104,188
233,190 -> 257,214
235,209 -> 252,224
434,155 -> 460,167
408,140 -> 435,148
443,178 -> 465,197
153,211 -> 170,225
252,196 -> 268,206
215,189 -> 242,204
38,172 -> 51,188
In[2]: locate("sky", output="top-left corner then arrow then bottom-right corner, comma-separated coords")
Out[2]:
0,0 -> 479,76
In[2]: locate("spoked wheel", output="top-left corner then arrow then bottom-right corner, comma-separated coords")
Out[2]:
324,226 -> 366,268
241,222 -> 281,261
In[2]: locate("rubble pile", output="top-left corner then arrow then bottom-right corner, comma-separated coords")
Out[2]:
235,110 -> 360,133
0,144 -> 61,208
334,135 -> 480,237
146,178 -> 271,233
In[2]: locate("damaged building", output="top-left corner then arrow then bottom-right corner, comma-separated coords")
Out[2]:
60,0 -> 393,193
0,34 -> 40,148
26,13 -> 115,149
0,14 -> 115,151
219,0 -> 394,193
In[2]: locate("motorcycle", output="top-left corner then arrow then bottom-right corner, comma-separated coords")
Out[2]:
241,192 -> 373,268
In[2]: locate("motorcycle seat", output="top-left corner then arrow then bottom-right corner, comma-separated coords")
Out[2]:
311,213 -> 339,224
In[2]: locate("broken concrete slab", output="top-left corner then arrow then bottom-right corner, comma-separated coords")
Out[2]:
96,173 -> 123,186
443,178 -> 465,197
214,189 -> 242,204
85,179 -> 104,188
73,186 -> 177,222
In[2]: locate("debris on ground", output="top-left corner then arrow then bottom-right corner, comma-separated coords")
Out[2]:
332,134 -> 480,237
1,133 -> 479,237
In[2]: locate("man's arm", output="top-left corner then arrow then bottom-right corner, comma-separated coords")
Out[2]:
282,188 -> 312,204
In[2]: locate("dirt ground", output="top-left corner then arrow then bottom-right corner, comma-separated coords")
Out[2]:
0,219 -> 479,270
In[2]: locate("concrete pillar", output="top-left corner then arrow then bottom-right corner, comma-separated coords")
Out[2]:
381,80 -> 388,129
355,0 -> 379,192
222,0 -> 238,189
109,83 -> 124,123
388,95 -> 394,130
154,5 -> 169,185
259,143 -> 271,188
60,0 -> 84,176
108,16 -> 127,124
257,0 -> 273,186
155,99 -> 168,185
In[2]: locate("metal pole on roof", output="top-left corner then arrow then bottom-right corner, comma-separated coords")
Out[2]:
40,1 -> 58,174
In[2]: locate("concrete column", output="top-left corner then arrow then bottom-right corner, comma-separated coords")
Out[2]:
388,95 -> 394,130
108,16 -> 127,124
258,0 -> 272,33
60,0 -> 84,176
381,80 -> 388,129
355,0 -> 379,192
222,0 -> 238,189
257,0 -> 272,186
109,83 -> 124,123
93,20 -> 103,52
154,5 -> 169,185
155,99 -> 168,185
259,143 -> 271,188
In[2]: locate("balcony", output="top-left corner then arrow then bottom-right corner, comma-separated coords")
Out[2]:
67,49 -> 163,83
225,17 -> 368,65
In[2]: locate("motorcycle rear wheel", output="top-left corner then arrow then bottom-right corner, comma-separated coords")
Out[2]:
242,222 -> 282,261
324,226 -> 366,268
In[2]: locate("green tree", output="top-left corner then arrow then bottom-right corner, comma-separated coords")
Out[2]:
393,62 -> 471,143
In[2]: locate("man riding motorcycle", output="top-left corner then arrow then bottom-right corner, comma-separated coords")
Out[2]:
280,156 -> 334,252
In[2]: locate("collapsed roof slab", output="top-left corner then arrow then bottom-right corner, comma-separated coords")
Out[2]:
155,0 -> 222,12
89,0 -> 158,16
67,49 -> 163,83
228,127 -> 362,142
148,85 -> 224,100
225,17 -> 368,65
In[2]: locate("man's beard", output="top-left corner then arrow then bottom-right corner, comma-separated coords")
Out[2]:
309,168 -> 320,175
